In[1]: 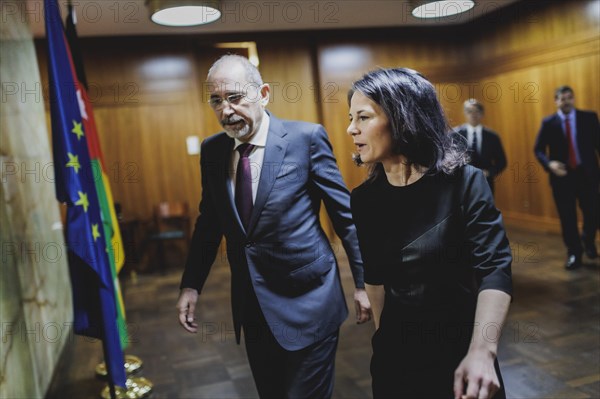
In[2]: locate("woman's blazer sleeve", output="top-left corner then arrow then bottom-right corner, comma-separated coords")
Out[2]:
461,167 -> 513,296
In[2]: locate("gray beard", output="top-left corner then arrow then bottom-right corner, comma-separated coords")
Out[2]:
222,118 -> 251,140
224,125 -> 250,140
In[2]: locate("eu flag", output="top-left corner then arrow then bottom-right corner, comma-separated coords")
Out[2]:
44,0 -> 126,393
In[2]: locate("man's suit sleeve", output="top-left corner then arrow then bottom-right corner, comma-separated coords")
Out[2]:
534,120 -> 552,172
309,125 -> 365,289
180,141 -> 224,293
489,133 -> 507,178
591,112 -> 600,156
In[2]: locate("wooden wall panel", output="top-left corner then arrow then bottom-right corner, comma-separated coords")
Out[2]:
94,103 -> 203,220
317,0 -> 599,234
34,0 -> 599,241
90,50 -> 206,225
257,42 -> 320,123
469,0 -> 599,62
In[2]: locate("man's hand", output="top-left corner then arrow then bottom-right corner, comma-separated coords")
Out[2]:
548,160 -> 568,177
354,288 -> 372,324
176,288 -> 199,333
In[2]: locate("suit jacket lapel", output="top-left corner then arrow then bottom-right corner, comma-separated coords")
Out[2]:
552,113 -> 563,133
218,136 -> 245,230
575,110 -> 583,148
481,129 -> 491,157
247,116 -> 288,235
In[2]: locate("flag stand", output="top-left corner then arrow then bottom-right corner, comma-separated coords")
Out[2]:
96,355 -> 144,377
97,355 -> 153,399
100,377 -> 153,399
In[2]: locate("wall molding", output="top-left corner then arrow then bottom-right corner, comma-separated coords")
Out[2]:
421,29 -> 599,83
467,29 -> 599,80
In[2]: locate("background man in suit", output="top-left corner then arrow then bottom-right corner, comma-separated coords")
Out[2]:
457,99 -> 507,194
176,55 -> 371,398
534,86 -> 599,270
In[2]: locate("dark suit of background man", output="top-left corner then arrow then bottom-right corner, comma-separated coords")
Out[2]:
457,99 -> 507,194
176,55 -> 371,399
534,85 -> 599,270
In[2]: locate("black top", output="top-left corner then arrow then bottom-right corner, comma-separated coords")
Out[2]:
351,165 -> 512,309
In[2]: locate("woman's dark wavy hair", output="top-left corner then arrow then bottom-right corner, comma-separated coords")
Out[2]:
348,68 -> 467,180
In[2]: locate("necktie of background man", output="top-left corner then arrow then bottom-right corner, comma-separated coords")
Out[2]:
564,116 -> 578,170
470,130 -> 479,164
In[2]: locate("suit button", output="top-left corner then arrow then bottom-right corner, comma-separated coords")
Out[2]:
245,241 -> 255,248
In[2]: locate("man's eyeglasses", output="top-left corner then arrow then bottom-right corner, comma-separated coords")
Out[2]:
209,93 -> 245,109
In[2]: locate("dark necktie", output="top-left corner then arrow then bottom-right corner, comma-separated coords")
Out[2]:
235,143 -> 255,229
564,117 -> 577,170
470,130 -> 479,163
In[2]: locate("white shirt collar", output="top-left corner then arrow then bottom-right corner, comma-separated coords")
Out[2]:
466,124 -> 482,134
233,111 -> 270,150
558,108 -> 576,121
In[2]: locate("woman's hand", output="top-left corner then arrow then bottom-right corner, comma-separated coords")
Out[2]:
354,288 -> 372,324
454,347 -> 500,399
454,289 -> 511,399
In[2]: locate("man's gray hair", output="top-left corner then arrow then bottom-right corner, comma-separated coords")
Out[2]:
207,54 -> 263,85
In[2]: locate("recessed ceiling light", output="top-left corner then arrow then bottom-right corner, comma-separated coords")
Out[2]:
148,1 -> 221,27
412,0 -> 475,19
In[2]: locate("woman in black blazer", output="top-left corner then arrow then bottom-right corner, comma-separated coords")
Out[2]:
347,68 -> 513,399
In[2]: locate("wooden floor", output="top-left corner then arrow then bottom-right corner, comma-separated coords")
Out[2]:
46,225 -> 600,399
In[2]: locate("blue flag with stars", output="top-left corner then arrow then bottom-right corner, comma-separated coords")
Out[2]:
44,0 -> 126,392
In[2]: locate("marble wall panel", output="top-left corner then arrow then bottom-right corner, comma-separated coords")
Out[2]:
1,4 -> 73,398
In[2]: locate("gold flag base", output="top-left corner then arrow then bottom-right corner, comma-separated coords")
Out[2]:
96,355 -> 143,378
100,377 -> 153,399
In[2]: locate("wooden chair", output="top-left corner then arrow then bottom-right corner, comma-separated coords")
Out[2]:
115,202 -> 143,276
147,201 -> 190,273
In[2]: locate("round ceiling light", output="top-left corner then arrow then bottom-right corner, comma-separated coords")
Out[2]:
412,0 -> 475,19
148,1 -> 221,27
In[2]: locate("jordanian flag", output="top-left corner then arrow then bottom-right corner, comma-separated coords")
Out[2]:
64,2 -> 129,349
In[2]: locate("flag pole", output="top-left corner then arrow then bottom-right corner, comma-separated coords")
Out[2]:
61,1 -> 152,397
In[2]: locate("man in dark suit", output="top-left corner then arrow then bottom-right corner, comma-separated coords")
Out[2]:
457,99 -> 507,194
534,86 -> 599,270
176,55 -> 371,398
